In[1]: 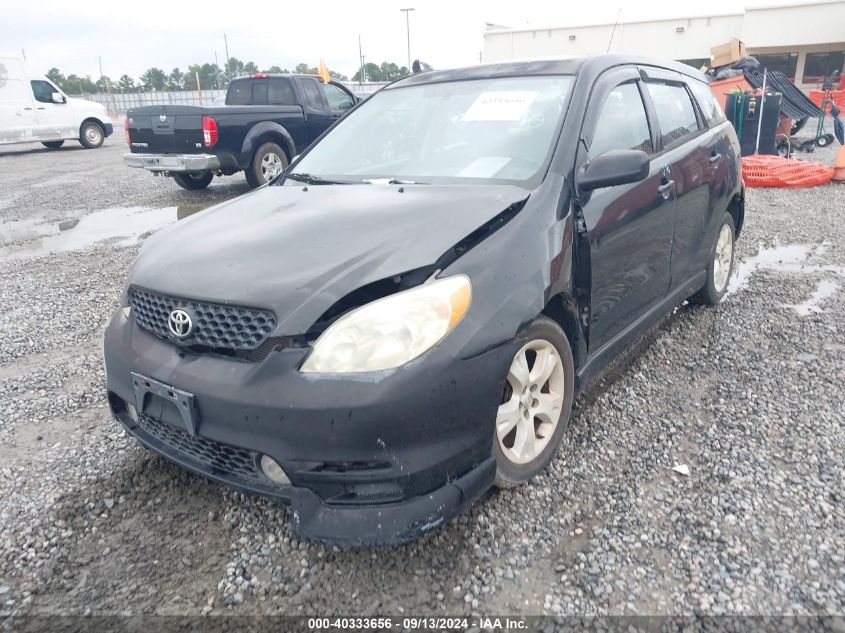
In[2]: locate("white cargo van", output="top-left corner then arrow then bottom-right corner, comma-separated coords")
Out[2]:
0,53 -> 113,149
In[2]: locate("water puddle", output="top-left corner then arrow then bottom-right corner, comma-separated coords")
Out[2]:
728,240 -> 845,315
0,203 -> 211,262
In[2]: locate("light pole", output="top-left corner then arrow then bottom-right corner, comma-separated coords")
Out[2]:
400,8 -> 415,72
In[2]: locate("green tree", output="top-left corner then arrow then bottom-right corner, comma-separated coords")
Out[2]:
226,57 -> 245,77
264,65 -> 288,74
167,67 -> 185,90
295,62 -> 318,75
117,75 -> 136,93
352,62 -> 383,82
140,67 -> 167,91
64,74 -> 96,94
329,70 -> 348,81
243,61 -> 259,75
95,75 -> 113,93
46,68 -> 66,90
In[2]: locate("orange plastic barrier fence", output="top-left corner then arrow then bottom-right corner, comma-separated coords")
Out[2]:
742,154 -> 834,188
808,89 -> 845,113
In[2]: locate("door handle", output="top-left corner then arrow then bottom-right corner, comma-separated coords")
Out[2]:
23,107 -> 33,111
709,152 -> 722,163
36,107 -> 46,110
657,180 -> 675,199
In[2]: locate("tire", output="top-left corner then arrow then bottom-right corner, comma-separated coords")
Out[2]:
41,140 -> 64,149
172,172 -> 214,190
816,134 -> 834,148
690,213 -> 736,306
79,121 -> 104,149
245,142 -> 288,188
493,317 -> 575,488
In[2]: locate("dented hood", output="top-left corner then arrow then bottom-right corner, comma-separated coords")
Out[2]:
131,183 -> 528,334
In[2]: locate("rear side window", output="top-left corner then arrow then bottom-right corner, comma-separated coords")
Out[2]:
688,80 -> 728,127
268,78 -> 296,105
227,80 -> 267,105
30,80 -> 55,104
299,79 -> 325,110
645,82 -> 701,148
590,82 -> 653,157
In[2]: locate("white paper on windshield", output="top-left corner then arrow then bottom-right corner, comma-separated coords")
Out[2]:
457,156 -> 512,178
462,91 -> 539,122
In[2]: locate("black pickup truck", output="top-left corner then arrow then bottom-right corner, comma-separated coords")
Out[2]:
123,74 -> 358,189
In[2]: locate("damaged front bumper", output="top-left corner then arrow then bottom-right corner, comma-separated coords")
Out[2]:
104,310 -> 514,545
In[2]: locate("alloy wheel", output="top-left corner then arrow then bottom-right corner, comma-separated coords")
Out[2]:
496,339 -> 565,465
261,152 -> 284,182
713,224 -> 733,293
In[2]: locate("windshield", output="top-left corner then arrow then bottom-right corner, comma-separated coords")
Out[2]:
288,75 -> 574,186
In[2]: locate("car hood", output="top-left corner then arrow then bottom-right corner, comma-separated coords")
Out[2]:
131,183 -> 528,334
68,97 -> 107,114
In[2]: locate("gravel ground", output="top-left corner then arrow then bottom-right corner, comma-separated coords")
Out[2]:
0,135 -> 843,618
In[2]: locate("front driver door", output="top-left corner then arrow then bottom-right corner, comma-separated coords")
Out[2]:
30,79 -> 75,140
575,68 -> 676,352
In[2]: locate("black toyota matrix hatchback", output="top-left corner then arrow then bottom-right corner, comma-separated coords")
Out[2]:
105,55 -> 744,545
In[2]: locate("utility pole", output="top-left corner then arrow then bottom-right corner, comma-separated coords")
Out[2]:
400,8 -> 415,71
214,51 -> 219,88
21,48 -> 26,61
358,35 -> 364,85
361,55 -> 367,83
223,33 -> 231,81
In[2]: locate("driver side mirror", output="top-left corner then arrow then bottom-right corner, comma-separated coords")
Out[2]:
51,92 -> 66,104
578,149 -> 649,191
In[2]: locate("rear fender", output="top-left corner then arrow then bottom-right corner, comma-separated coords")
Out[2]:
239,122 -> 295,168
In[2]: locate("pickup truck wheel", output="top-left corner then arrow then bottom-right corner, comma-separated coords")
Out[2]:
493,317 -> 574,489
79,122 -> 104,149
690,213 -> 736,305
246,142 -> 288,188
172,172 -> 214,190
41,141 -> 64,149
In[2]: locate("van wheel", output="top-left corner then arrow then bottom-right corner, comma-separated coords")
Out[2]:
246,142 -> 288,188
41,141 -> 64,149
691,213 -> 736,305
493,317 -> 575,488
172,172 -> 214,190
79,122 -> 104,149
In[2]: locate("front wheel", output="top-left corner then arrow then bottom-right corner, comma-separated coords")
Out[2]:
245,142 -> 288,188
42,140 -> 64,149
493,317 -> 575,488
172,171 -> 213,190
79,121 -> 104,149
690,213 -> 736,305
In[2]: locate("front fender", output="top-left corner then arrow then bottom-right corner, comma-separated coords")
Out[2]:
238,122 -> 296,168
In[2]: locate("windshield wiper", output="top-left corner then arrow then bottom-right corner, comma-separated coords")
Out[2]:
284,172 -> 352,185
363,178 -> 428,185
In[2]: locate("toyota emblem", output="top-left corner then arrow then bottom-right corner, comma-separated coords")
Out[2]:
168,309 -> 192,338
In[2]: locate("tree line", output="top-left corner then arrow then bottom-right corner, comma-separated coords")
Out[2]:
46,58 -> 410,94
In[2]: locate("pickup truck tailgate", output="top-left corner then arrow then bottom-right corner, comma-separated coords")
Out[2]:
126,105 -> 205,153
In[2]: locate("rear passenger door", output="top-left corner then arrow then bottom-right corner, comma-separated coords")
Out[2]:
576,67 -> 675,352
640,69 -> 715,294
295,77 -> 332,143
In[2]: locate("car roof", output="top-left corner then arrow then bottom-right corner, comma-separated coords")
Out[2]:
387,54 -> 706,89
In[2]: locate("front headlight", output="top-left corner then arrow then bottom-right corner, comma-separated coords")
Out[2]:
301,275 -> 471,373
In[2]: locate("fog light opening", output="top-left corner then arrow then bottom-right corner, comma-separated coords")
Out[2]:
126,402 -> 139,423
260,455 -> 290,485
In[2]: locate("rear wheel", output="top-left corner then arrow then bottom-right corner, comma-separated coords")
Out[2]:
246,142 -> 288,188
41,140 -> 64,149
493,317 -> 575,488
690,213 -> 736,305
172,171 -> 213,190
79,121 -> 104,149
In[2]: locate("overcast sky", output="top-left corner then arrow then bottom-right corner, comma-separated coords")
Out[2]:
1,0 -> 813,81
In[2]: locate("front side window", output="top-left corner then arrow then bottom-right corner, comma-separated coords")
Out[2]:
646,82 -> 700,148
290,75 -> 574,186
322,83 -> 354,112
688,80 -> 727,127
31,80 -> 56,104
589,82 -> 653,157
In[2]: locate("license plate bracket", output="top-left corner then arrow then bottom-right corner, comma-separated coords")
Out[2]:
131,372 -> 198,436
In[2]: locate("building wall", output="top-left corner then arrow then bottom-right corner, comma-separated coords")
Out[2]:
483,1 -> 845,89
